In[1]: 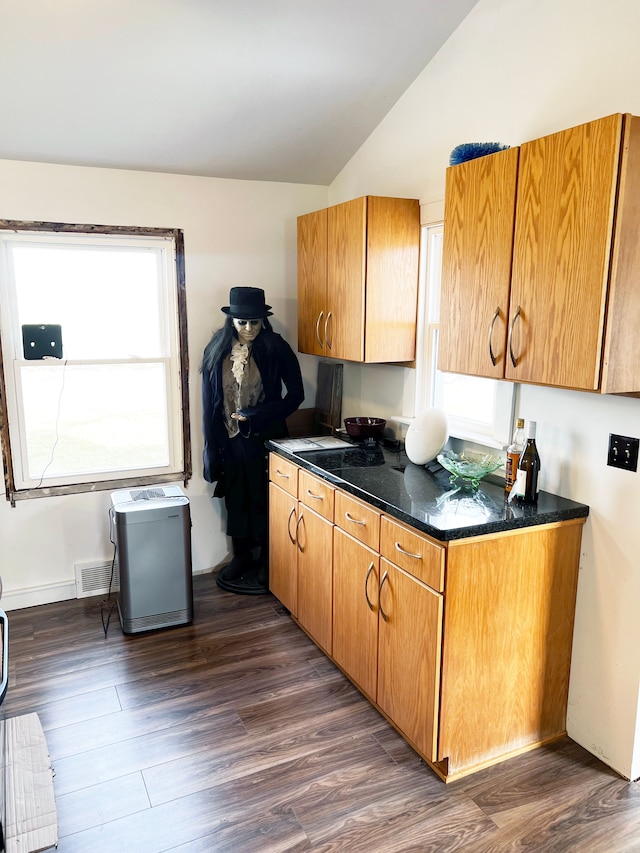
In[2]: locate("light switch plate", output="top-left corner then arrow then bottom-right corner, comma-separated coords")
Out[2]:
607,433 -> 639,471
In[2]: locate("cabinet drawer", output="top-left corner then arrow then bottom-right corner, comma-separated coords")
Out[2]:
335,490 -> 380,550
380,516 -> 445,592
269,454 -> 299,497
299,470 -> 334,521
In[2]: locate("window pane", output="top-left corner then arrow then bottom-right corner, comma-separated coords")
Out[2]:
438,372 -> 496,425
20,363 -> 170,481
11,244 -> 164,359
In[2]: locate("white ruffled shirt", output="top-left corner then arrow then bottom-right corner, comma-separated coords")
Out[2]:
222,341 -> 264,438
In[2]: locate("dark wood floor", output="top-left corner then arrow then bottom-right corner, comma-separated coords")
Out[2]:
3,573 -> 639,852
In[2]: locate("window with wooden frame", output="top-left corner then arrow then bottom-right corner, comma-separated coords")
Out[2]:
0,221 -> 191,504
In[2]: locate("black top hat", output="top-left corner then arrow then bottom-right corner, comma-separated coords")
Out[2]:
221,287 -> 273,319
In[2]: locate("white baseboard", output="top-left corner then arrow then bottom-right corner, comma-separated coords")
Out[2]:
2,582 -> 77,612
1,569 -> 214,612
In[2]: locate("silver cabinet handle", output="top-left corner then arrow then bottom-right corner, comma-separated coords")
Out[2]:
287,505 -> 297,545
379,570 -> 389,622
488,306 -> 500,367
345,511 -> 366,526
295,513 -> 303,552
306,489 -> 323,501
364,562 -> 375,611
325,311 -> 332,350
394,541 -> 422,560
275,468 -> 290,480
315,310 -> 324,348
508,305 -> 522,368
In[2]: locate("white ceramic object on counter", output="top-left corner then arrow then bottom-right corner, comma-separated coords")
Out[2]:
405,408 -> 448,465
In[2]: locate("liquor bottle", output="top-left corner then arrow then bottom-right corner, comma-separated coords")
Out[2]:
504,417 -> 525,494
512,420 -> 540,504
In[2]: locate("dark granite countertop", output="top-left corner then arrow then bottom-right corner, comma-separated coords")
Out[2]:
267,439 -> 590,542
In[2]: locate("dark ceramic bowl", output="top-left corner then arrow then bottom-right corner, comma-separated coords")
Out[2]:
344,417 -> 386,440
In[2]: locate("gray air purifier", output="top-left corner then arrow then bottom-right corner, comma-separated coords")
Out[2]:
110,486 -> 193,634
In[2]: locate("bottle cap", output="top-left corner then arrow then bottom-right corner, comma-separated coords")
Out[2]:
526,420 -> 537,438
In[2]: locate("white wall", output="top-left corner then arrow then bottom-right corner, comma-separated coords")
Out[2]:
0,159 -> 327,607
329,0 -> 640,780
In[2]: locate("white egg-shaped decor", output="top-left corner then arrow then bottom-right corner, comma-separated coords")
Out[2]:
405,408 -> 448,465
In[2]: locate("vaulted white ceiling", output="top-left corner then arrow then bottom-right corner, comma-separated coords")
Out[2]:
0,0 -> 479,184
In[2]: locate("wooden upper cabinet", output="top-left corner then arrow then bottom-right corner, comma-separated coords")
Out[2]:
507,114 -> 622,390
297,208 -> 327,357
439,147 -> 519,378
440,113 -> 640,394
297,196 -> 420,363
327,197 -> 367,362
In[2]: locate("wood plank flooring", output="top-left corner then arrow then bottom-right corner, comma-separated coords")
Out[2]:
2,573 -> 639,852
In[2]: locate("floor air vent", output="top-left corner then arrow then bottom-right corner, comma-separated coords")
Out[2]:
74,560 -> 119,598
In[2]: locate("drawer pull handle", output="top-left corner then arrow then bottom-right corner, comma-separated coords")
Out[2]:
379,570 -> 390,622
364,562 -> 376,611
275,469 -> 290,480
306,489 -> 323,501
394,541 -> 422,560
287,505 -> 297,544
345,511 -> 366,526
325,312 -> 333,350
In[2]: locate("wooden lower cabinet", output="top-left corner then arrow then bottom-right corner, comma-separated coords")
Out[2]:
269,454 -> 586,782
296,504 -> 333,655
377,559 -> 443,762
268,459 -> 334,655
332,527 -> 379,702
268,481 -> 298,616
438,521 -> 585,777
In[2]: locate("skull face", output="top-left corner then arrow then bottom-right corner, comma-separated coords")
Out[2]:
233,318 -> 263,344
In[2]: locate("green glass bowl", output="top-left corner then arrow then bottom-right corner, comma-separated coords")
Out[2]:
436,450 -> 502,491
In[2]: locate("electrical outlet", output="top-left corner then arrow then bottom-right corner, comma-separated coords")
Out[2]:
607,434 -> 639,471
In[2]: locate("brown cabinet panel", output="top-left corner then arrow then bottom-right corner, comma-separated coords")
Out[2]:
333,528 -> 379,701
440,147 -> 519,378
438,522 -> 583,775
380,515 -> 445,592
334,490 -> 380,550
364,196 -> 421,363
269,453 -> 299,498
297,505 -> 333,654
378,559 -> 443,762
327,197 -> 366,362
297,208 -> 327,356
299,469 -> 335,521
268,482 -> 298,616
507,114 -> 621,389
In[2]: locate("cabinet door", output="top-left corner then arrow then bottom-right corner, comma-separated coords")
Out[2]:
327,197 -> 366,362
439,147 -> 519,378
297,208 -> 327,356
268,482 -> 298,616
507,114 -> 622,389
377,559 -> 443,762
364,196 -> 420,363
333,528 -> 379,701
297,505 -> 333,655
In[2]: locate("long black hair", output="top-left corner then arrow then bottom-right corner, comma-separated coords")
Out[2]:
200,315 -> 274,376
